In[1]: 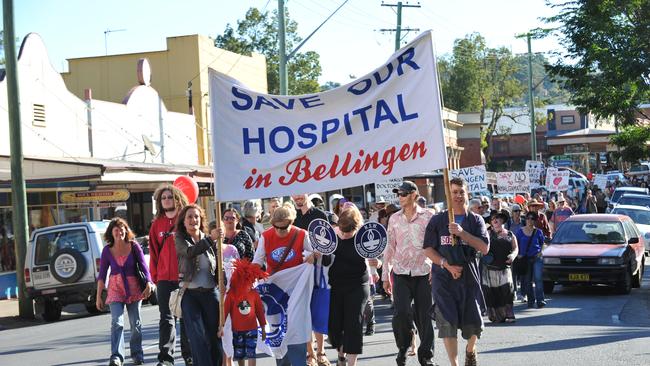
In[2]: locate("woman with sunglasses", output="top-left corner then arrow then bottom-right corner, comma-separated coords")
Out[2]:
221,208 -> 255,261
482,210 -> 518,323
252,202 -> 318,366
514,212 -> 547,309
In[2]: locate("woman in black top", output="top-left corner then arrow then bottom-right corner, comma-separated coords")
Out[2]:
324,205 -> 369,366
482,210 -> 518,323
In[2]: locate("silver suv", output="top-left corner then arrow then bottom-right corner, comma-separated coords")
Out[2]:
24,221 -> 109,321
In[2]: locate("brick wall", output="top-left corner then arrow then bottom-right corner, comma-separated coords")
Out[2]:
458,138 -> 483,167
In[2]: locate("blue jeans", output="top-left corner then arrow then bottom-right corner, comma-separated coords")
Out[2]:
181,288 -> 222,366
109,300 -> 143,363
523,256 -> 545,305
275,343 -> 307,366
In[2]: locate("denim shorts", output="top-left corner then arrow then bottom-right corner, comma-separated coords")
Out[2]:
233,329 -> 258,360
433,305 -> 482,340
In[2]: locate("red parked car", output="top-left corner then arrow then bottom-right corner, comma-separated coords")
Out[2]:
542,214 -> 646,294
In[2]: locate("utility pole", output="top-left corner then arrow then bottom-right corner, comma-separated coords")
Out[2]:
278,0 -> 349,95
278,0 -> 288,95
3,0 -> 34,318
380,1 -> 420,51
526,33 -> 537,161
516,28 -> 551,162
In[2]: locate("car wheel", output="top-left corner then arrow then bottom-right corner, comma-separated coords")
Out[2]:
50,248 -> 87,284
42,300 -> 62,322
543,281 -> 555,294
617,266 -> 633,295
632,261 -> 644,289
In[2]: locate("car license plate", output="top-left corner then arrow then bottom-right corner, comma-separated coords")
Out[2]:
569,273 -> 590,281
42,289 -> 56,295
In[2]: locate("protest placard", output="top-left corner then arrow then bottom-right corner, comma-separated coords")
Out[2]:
592,174 -> 608,190
526,160 -> 545,189
209,31 -> 448,201
545,168 -> 570,192
496,171 -> 531,193
374,178 -> 403,204
450,165 -> 487,193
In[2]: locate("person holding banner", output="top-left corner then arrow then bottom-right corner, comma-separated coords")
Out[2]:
291,193 -> 330,366
321,206 -> 370,366
252,203 -> 318,366
148,184 -> 192,366
175,204 -> 223,366
382,181 -> 436,366
423,177 -> 490,366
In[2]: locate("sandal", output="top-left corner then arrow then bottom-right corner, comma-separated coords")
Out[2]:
307,355 -> 318,366
317,353 -> 331,366
336,356 -> 347,366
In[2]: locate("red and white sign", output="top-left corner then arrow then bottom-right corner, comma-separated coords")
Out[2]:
496,171 -> 530,193
209,31 -> 448,201
545,168 -> 570,192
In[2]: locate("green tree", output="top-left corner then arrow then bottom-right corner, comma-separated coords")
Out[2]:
440,33 -> 524,162
545,0 -> 650,125
319,81 -> 341,92
609,125 -> 650,162
511,53 -> 570,105
215,7 -> 322,95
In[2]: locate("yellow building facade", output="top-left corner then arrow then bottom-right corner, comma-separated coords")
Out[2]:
62,34 -> 268,165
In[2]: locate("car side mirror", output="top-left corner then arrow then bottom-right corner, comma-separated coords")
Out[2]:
628,237 -> 639,244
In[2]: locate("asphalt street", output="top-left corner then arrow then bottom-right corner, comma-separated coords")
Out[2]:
1,262 -> 649,366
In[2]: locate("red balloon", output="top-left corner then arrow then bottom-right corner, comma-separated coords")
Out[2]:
173,176 -> 199,203
514,195 -> 525,204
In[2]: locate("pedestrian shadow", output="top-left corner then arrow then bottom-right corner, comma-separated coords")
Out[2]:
482,329 -> 650,353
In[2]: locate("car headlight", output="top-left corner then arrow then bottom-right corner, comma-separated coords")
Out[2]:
543,257 -> 560,265
598,257 -> 623,265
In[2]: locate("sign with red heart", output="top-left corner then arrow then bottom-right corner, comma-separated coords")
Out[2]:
545,168 -> 570,192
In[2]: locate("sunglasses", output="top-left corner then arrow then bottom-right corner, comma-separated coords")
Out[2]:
397,191 -> 411,197
161,195 -> 174,200
223,216 -> 236,222
273,224 -> 290,231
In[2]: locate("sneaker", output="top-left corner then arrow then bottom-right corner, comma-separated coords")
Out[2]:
108,359 -> 122,366
365,323 -> 375,336
465,350 -> 477,366
537,301 -> 547,308
156,362 -> 174,366
418,357 -> 437,366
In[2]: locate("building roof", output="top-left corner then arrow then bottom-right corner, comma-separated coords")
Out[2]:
546,128 -> 615,138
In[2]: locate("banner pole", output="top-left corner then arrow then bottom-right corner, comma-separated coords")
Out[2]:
215,201 -> 225,327
443,168 -> 457,245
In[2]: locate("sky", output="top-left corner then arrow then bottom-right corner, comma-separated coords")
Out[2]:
6,0 -> 563,85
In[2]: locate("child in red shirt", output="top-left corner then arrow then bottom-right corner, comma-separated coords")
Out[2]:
220,259 -> 268,366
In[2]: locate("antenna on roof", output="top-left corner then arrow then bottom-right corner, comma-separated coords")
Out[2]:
142,135 -> 158,162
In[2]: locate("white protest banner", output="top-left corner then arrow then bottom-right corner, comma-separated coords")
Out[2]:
496,171 -> 531,193
450,165 -> 487,193
374,178 -> 403,204
593,174 -> 607,190
545,168 -> 570,192
525,160 -> 545,189
486,171 -> 497,186
209,31 -> 448,201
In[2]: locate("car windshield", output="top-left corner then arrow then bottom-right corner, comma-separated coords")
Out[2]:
617,196 -> 650,208
612,209 -> 650,225
552,221 -> 626,244
631,165 -> 649,172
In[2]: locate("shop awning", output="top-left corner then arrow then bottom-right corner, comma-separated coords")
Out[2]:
0,155 -> 103,183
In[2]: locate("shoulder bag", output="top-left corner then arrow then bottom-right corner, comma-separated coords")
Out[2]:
512,229 -> 537,276
131,243 -> 148,292
169,281 -> 189,318
310,264 -> 329,334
